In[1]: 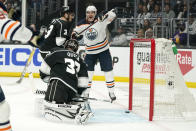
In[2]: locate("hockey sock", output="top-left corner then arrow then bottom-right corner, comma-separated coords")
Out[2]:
104,71 -> 115,91
104,71 -> 116,101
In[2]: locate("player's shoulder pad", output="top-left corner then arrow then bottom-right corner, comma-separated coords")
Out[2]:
50,18 -> 60,24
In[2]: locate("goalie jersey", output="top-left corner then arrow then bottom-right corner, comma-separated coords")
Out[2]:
0,1 -> 32,43
73,10 -> 116,54
44,47 -> 88,93
40,19 -> 72,52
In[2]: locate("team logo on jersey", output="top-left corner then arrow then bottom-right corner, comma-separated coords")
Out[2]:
85,28 -> 98,40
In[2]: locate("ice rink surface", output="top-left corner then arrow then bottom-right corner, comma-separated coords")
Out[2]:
1,77 -> 196,131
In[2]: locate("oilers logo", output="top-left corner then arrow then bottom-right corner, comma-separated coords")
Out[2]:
85,28 -> 98,40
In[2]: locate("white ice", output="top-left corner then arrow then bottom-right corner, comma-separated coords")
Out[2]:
1,77 -> 196,131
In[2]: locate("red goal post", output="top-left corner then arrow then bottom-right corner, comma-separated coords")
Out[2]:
129,38 -> 196,121
129,39 -> 155,121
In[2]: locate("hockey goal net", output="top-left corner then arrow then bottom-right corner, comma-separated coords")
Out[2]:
129,38 -> 196,121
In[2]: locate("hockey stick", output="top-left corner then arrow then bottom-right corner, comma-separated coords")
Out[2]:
32,88 -> 111,103
16,48 -> 36,84
73,96 -> 112,103
73,11 -> 109,36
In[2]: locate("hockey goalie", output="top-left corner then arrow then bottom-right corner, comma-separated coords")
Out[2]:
38,39 -> 93,124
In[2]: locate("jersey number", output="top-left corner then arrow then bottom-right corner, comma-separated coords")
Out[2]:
64,58 -> 80,74
45,25 -> 54,39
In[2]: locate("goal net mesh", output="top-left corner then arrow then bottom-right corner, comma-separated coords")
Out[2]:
129,38 -> 196,121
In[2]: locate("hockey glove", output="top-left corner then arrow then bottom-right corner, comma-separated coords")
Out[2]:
97,10 -> 108,22
29,34 -> 45,48
110,8 -> 117,14
72,32 -> 83,41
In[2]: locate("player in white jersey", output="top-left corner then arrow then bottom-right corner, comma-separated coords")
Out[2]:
0,0 -> 39,130
73,5 -> 117,102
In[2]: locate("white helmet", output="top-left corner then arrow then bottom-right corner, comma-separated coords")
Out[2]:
86,5 -> 97,14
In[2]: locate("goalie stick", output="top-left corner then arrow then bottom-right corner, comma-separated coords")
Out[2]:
32,88 -> 112,103
73,96 -> 112,103
16,47 -> 36,84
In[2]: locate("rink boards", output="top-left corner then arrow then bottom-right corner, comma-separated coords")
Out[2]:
0,44 -> 195,88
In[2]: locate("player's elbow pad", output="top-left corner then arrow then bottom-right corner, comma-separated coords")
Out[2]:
78,77 -> 88,87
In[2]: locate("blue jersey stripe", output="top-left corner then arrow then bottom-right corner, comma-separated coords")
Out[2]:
1,19 -> 11,34
86,37 -> 106,47
10,23 -> 22,40
86,42 -> 108,52
0,121 -> 10,126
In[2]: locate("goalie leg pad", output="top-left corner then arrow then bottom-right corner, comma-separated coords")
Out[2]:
43,101 -> 80,122
75,102 -> 93,125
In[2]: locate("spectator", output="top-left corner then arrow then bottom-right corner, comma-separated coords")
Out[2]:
147,0 -> 155,12
177,4 -> 188,19
171,21 -> 187,46
137,3 -> 143,15
137,29 -> 145,38
6,2 -> 15,19
185,14 -> 196,46
163,4 -> 176,23
174,0 -> 184,16
12,0 -> 21,21
185,14 -> 196,35
29,24 -> 39,36
141,0 -> 148,6
142,19 -> 152,31
164,0 -> 176,9
125,2 -> 133,18
151,4 -> 162,23
145,27 -> 153,38
137,5 -> 151,26
153,17 -> 168,38
111,27 -> 128,46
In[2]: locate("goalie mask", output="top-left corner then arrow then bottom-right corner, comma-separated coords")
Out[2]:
64,39 -> 79,52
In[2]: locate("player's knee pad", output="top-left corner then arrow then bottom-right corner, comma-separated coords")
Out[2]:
0,101 -> 10,123
43,101 -> 80,123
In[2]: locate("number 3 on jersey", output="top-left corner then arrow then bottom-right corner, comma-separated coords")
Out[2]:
45,25 -> 54,39
64,58 -> 80,74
